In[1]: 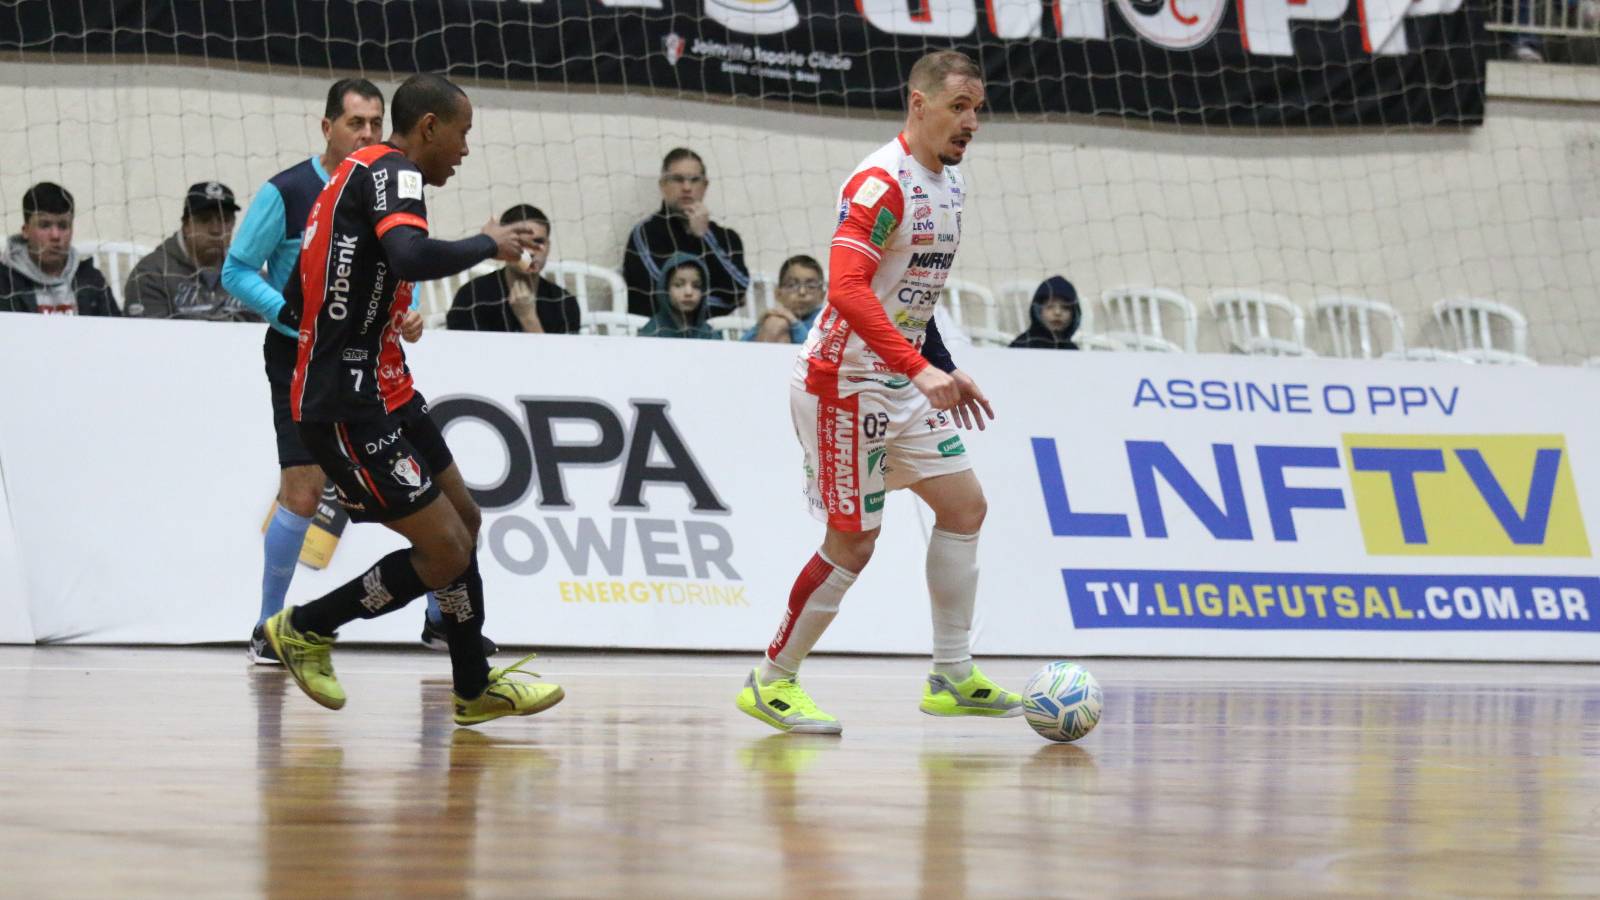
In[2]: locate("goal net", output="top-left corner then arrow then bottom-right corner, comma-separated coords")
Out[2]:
4,1 -> 1595,362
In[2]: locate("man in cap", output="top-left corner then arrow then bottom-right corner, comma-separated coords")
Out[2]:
125,181 -> 252,320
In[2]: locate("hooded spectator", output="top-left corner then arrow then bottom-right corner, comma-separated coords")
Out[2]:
1010,276 -> 1080,350
640,253 -> 717,339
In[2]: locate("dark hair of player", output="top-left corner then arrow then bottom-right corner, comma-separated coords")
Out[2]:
907,50 -> 982,98
661,147 -> 705,175
499,204 -> 550,231
323,78 -> 384,121
22,182 -> 73,220
390,74 -> 468,135
779,254 -> 823,284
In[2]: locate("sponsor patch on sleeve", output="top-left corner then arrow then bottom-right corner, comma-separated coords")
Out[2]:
869,207 -> 898,248
851,177 -> 889,208
398,170 -> 423,200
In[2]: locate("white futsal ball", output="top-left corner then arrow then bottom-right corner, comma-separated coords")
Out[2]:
1022,662 -> 1103,743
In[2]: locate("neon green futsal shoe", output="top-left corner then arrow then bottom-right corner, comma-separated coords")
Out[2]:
736,668 -> 842,735
919,664 -> 1023,718
263,607 -> 346,710
454,652 -> 565,726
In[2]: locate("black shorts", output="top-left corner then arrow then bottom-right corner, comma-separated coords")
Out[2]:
265,332 -> 316,469
297,393 -> 453,524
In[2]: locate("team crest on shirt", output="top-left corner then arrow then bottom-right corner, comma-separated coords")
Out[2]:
392,455 -> 424,488
398,171 -> 423,200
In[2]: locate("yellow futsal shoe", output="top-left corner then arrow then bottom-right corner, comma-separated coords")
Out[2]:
454,652 -> 565,726
920,665 -> 1024,718
263,607 -> 346,710
736,669 -> 843,735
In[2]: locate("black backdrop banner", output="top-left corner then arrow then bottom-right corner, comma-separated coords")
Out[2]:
3,0 -> 1487,126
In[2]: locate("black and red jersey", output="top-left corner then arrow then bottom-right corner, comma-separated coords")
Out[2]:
290,143 -> 427,423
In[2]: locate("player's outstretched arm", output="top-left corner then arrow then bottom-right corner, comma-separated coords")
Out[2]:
378,226 -> 499,283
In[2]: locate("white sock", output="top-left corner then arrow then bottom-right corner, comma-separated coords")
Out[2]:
759,550 -> 858,684
926,527 -> 980,681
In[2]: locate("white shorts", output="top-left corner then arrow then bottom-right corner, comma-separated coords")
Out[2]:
790,381 -> 973,532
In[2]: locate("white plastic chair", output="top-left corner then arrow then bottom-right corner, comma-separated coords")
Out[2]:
544,261 -> 646,336
703,271 -> 778,340
1432,297 -> 1534,364
1313,296 -> 1406,359
943,278 -> 1010,346
745,273 -> 777,315
1210,290 -> 1314,357
1096,286 -> 1198,353
995,279 -> 1040,339
79,241 -> 152,297
706,314 -> 756,341
1077,334 -> 1125,352
1382,348 -> 1477,364
418,261 -> 497,328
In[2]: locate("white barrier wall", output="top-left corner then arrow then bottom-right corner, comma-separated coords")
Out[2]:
0,465 -> 32,643
1,315 -> 1597,660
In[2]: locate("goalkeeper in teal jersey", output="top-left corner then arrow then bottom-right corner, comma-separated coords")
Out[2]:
223,78 -> 497,663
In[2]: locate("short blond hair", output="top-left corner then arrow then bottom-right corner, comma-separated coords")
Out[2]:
908,50 -> 982,99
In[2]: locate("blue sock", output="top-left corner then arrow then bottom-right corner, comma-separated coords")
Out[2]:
425,591 -> 443,625
260,505 -> 313,625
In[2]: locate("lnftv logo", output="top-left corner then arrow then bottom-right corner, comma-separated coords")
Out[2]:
1031,434 -> 1589,558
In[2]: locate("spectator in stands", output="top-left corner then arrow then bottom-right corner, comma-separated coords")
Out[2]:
744,254 -> 825,344
0,182 -> 119,315
623,147 -> 749,319
125,181 -> 254,321
1009,276 -> 1081,350
446,204 -> 580,334
640,254 -> 717,339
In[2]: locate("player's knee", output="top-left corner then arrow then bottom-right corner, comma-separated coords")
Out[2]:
825,528 -> 879,573
936,492 -> 987,535
412,523 -> 474,587
457,503 -> 482,545
280,484 -> 321,517
961,494 -> 989,533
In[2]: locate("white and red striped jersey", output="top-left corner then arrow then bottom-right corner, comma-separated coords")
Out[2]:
794,133 -> 965,397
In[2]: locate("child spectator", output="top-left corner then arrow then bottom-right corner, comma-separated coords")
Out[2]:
640,254 -> 717,339
744,254 -> 825,344
1009,276 -> 1081,350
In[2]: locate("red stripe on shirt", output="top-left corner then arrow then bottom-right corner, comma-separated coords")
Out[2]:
375,212 -> 428,239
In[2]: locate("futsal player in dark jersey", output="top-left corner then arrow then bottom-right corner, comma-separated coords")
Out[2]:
224,78 -> 498,665
262,74 -> 559,726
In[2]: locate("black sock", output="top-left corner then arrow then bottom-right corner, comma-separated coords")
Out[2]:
437,553 -> 490,698
291,549 -> 430,636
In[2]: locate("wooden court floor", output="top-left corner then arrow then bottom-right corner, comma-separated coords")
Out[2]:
1,648 -> 1597,898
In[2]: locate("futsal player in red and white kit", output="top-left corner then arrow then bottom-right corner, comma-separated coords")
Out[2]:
736,51 -> 1022,734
